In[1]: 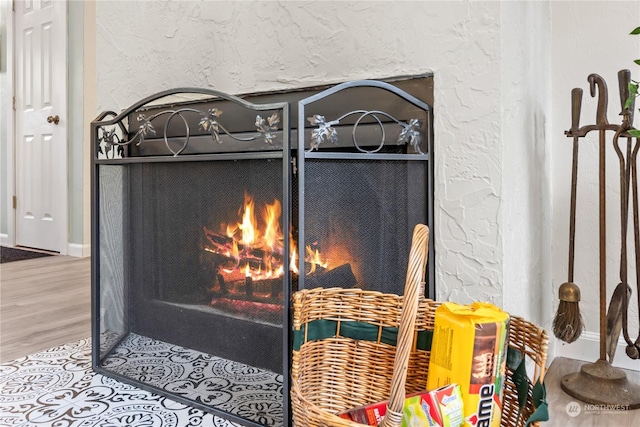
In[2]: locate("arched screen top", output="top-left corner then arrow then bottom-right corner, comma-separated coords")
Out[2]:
91,88 -> 289,159
297,79 -> 433,155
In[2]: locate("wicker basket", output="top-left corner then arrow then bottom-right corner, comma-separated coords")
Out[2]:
291,224 -> 549,427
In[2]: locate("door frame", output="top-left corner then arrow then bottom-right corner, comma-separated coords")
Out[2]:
3,0 -> 15,249
5,0 -> 69,254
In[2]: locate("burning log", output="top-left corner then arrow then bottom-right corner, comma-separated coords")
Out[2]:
245,275 -> 253,298
294,263 -> 357,290
218,263 -> 354,298
203,226 -> 284,264
203,222 -> 354,302
211,261 -> 355,297
204,250 -> 264,271
212,274 -> 282,300
217,273 -> 229,295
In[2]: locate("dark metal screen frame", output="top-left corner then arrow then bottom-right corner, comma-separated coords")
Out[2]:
90,78 -> 435,426
90,88 -> 291,427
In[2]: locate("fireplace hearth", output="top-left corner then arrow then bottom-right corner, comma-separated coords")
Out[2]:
91,76 -> 434,426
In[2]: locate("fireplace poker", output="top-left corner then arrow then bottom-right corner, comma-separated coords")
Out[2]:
584,74 -> 612,363
608,70 -> 634,361
553,87 -> 585,344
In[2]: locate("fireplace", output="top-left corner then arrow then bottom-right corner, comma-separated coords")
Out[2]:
91,77 -> 434,426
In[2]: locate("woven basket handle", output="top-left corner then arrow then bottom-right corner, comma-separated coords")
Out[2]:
379,224 -> 429,427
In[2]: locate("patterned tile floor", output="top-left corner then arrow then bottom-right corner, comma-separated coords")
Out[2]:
0,337 -> 283,426
100,333 -> 283,426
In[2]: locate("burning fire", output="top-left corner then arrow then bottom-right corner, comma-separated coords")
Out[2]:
306,246 -> 325,275
204,192 -> 327,283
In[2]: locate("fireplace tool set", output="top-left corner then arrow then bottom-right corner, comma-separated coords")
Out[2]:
554,70 -> 640,408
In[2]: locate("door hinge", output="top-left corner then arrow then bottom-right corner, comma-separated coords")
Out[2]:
12,196 -> 17,209
12,96 -> 16,110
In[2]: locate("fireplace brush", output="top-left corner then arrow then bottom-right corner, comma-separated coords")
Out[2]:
553,87 -> 585,344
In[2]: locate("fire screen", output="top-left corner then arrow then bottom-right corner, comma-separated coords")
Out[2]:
91,78 -> 433,427
296,80 -> 434,296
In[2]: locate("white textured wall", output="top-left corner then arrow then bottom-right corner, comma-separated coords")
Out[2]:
96,0 -> 640,370
501,1 -> 551,330
551,1 -> 640,369
5,0 -> 634,368
94,2 -> 546,325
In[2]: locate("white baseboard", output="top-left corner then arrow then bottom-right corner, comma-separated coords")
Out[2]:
0,233 -> 9,246
67,243 -> 91,258
555,330 -> 640,372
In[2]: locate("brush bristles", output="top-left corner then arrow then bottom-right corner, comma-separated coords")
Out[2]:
553,300 -> 584,344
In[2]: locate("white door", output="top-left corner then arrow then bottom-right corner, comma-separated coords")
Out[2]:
14,0 -> 68,253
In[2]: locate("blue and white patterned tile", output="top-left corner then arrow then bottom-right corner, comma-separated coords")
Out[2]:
24,387 -> 174,426
189,354 -> 284,425
1,335 -> 281,427
190,390 -> 283,426
100,337 -> 196,399
3,364 -> 239,427
0,340 -> 89,426
99,332 -> 284,423
67,402 -> 240,427
67,387 -> 238,427
0,366 -> 84,422
12,393 -> 80,426
0,338 -> 91,379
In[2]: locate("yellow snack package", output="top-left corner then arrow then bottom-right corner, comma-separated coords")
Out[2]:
426,302 -> 509,427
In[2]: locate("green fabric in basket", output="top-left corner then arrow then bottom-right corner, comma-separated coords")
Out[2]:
292,319 -> 432,351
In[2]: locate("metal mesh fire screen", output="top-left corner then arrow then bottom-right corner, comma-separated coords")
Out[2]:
91,77 -> 433,427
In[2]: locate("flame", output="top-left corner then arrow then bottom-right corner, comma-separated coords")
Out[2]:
263,200 -> 282,252
231,240 -> 239,261
290,246 -> 298,274
305,246 -> 328,274
238,193 -> 256,246
208,192 -> 329,286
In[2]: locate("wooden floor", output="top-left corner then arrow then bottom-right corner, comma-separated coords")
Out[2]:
0,255 -> 91,363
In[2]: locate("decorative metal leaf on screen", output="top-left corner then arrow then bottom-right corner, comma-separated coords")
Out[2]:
308,115 -> 339,150
198,108 -> 222,143
96,113 -> 126,159
137,113 -> 156,141
397,118 -> 422,151
98,127 -> 124,158
96,107 -> 282,157
307,110 -> 424,154
256,113 -> 281,145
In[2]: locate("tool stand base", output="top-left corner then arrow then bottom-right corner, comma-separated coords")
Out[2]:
561,359 -> 640,409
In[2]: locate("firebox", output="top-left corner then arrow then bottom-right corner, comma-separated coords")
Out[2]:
91,77 -> 434,426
